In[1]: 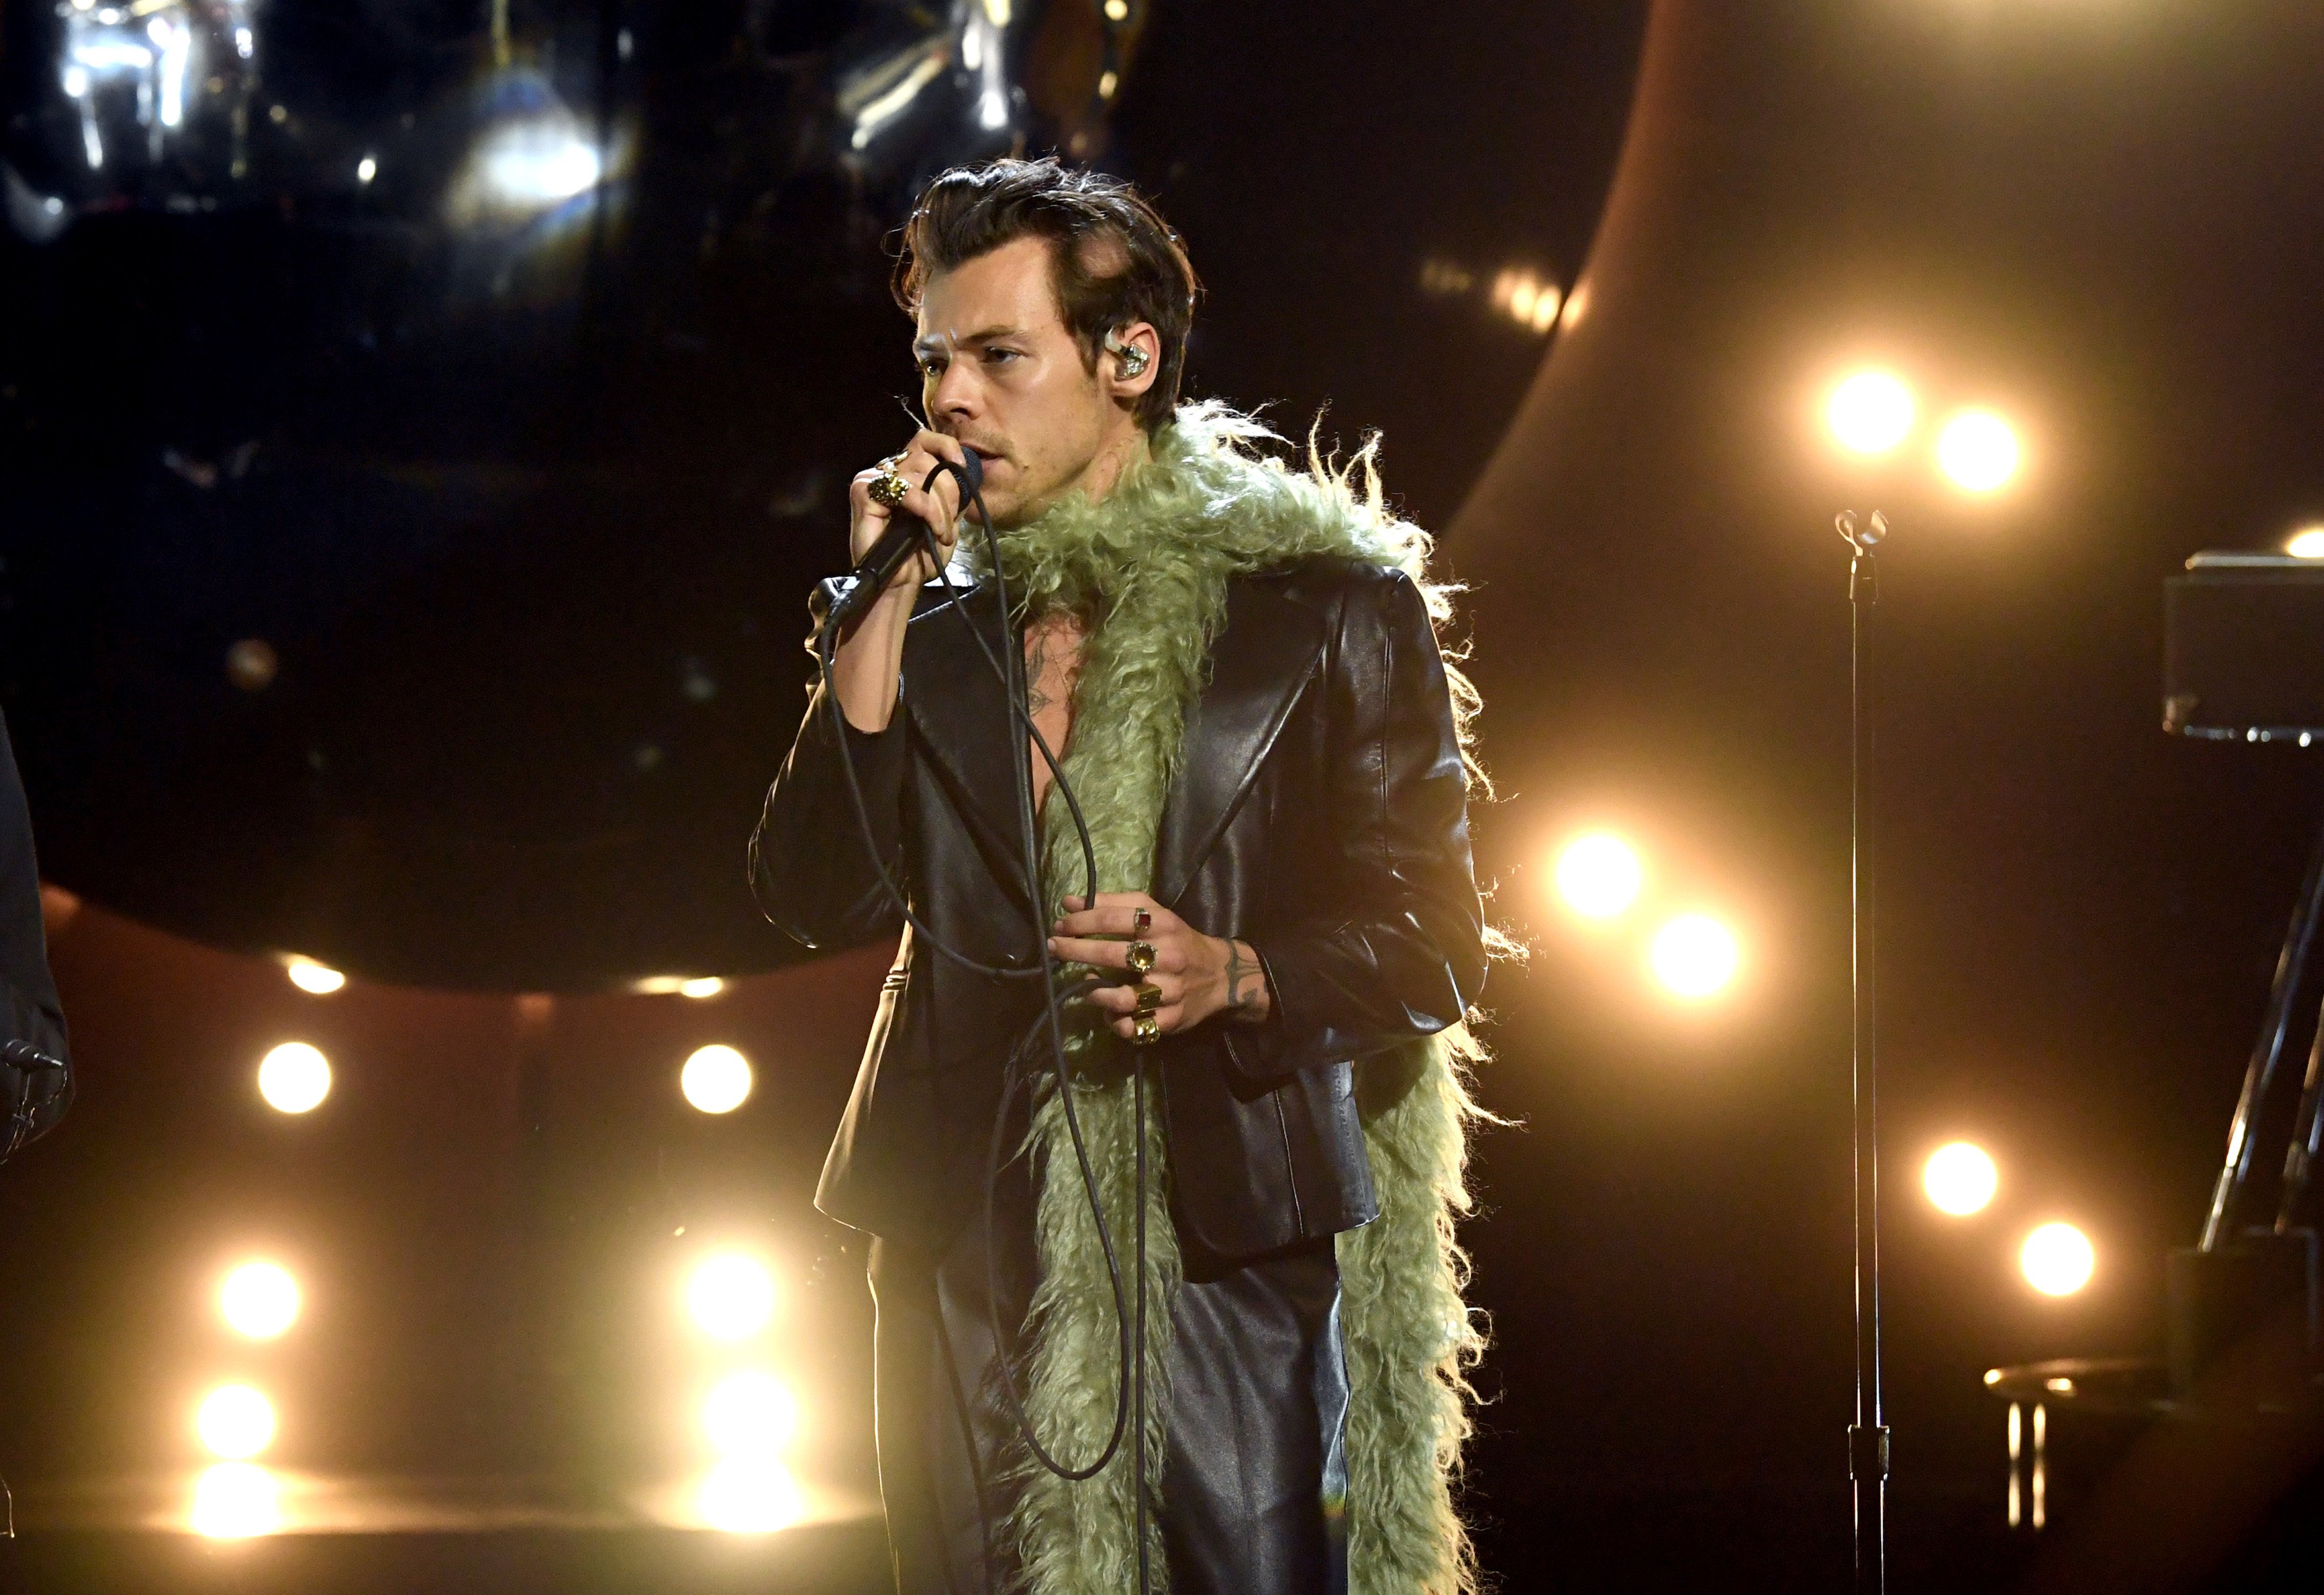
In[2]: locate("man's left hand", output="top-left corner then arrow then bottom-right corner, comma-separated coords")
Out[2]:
1048,892 -> 1271,1042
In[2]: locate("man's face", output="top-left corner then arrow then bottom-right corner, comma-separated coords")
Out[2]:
915,236 -> 1122,528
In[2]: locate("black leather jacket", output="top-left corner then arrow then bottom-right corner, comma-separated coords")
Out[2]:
749,554 -> 1484,1259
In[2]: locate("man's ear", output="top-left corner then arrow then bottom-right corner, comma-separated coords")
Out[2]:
1101,323 -> 1160,402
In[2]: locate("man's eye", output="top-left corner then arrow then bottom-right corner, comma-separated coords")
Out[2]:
984,347 -> 1021,365
919,359 -> 945,378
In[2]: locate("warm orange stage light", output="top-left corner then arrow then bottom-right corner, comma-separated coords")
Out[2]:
1554,832 -> 1644,920
1827,371 -> 1916,455
2021,1222 -> 2095,1295
1922,1142 -> 1997,1215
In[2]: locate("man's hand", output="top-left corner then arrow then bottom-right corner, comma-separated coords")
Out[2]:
846,428 -> 970,597
1048,891 -> 1272,1042
831,428 -> 970,732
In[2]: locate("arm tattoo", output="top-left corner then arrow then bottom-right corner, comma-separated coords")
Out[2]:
1225,942 -> 1259,1013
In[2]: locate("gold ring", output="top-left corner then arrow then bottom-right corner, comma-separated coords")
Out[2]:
1125,940 -> 1157,974
868,467 -> 910,509
1131,908 -> 1152,934
1132,1014 -> 1161,1045
1134,982 -> 1163,1016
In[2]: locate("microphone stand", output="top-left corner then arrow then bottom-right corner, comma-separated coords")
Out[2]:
1837,510 -> 1890,1594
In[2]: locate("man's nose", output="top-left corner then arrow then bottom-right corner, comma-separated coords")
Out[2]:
928,364 -> 979,421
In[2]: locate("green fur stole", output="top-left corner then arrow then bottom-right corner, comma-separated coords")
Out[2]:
964,403 -> 1491,1595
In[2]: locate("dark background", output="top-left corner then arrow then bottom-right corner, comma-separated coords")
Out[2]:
1451,3 -> 2324,1587
9,0 -> 2324,1589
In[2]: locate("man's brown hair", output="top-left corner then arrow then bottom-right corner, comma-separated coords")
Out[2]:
893,158 -> 1201,433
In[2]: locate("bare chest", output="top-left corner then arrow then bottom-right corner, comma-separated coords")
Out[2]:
1023,612 -> 1086,815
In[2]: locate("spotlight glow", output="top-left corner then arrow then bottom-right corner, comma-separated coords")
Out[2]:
688,1253 -> 776,1341
1554,832 -> 1644,920
681,1045 -> 753,1115
257,1043 -> 331,1114
679,977 -> 726,1000
703,1369 -> 800,1459
1648,914 -> 1740,1000
1489,268 -> 1563,335
219,1262 -> 301,1339
196,1384 -> 276,1460
478,123 -> 601,205
1935,408 -> 2021,493
2021,1222 -> 2095,1296
1827,371 -> 1916,455
2287,526 -> 2324,559
190,1463 -> 281,1538
1922,1142 -> 1998,1216
285,958 -> 346,995
698,1459 -> 805,1534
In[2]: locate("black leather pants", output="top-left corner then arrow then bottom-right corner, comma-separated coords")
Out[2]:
867,1146 -> 1350,1595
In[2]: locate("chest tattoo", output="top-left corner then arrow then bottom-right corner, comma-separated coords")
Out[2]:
1023,612 -> 1086,814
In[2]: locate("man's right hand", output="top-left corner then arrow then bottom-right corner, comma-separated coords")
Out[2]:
831,429 -> 971,732
847,429 -> 972,602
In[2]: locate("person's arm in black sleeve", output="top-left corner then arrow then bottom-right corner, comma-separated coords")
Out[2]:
1221,570 -> 1487,1084
0,709 -> 71,1150
747,599 -> 910,951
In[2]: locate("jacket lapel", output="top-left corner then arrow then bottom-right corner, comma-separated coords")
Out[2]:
1153,577 -> 1327,909
902,581 -> 1040,907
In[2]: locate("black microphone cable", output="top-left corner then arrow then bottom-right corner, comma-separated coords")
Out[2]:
810,457 -> 1153,1590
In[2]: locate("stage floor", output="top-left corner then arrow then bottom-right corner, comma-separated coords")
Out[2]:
0,1472 -> 891,1595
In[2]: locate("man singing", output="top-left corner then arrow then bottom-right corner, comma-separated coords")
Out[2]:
751,158 -> 1490,1595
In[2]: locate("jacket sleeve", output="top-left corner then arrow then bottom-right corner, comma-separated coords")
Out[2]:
748,670 -> 910,952
1223,570 -> 1487,1083
0,711 -> 70,1149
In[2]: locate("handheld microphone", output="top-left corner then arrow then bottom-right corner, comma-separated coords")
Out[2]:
824,451 -> 984,636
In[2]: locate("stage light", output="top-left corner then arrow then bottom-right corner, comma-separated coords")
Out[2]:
219,1262 -> 301,1339
1935,408 -> 2021,493
1649,914 -> 1739,1000
1922,1142 -> 1998,1216
688,1253 -> 776,1341
2287,526 -> 2324,559
682,1045 -> 753,1115
190,1463 -> 281,1538
225,638 -> 278,692
680,976 -> 725,1000
2021,1222 -> 2095,1296
285,958 -> 345,995
848,52 -> 946,150
1489,269 -> 1562,336
257,1043 -> 331,1114
1418,259 -> 1476,297
1827,371 -> 1915,456
478,121 -> 601,205
703,1370 -> 800,1459
1554,832 -> 1643,920
356,155 -> 377,184
698,1459 -> 806,1534
196,1384 -> 276,1460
